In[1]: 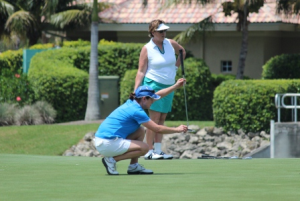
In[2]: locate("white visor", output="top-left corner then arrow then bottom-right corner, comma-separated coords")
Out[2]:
155,23 -> 170,31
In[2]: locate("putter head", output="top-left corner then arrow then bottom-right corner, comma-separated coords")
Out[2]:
187,129 -> 195,133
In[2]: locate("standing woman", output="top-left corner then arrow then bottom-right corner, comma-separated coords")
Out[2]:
134,19 -> 186,160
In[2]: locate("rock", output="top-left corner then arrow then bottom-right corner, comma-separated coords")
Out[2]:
62,125 -> 271,159
217,142 -> 232,150
188,125 -> 200,132
196,128 -> 207,137
247,132 -> 259,139
180,150 -> 193,159
212,127 -> 223,136
189,136 -> 199,144
84,132 -> 95,141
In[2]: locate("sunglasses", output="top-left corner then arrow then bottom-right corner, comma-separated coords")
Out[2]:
156,30 -> 167,33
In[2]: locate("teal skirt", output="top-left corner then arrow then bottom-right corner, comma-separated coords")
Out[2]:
142,77 -> 174,113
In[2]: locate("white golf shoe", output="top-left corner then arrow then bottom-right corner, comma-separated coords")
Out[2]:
102,157 -> 119,175
127,164 -> 153,175
157,151 -> 173,159
144,151 -> 163,160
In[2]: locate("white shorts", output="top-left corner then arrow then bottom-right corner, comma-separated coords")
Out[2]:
94,137 -> 131,157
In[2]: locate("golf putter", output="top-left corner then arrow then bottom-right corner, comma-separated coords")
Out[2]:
179,49 -> 194,133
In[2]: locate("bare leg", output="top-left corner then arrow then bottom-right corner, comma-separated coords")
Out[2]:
146,110 -> 161,150
114,127 -> 149,164
154,112 -> 168,143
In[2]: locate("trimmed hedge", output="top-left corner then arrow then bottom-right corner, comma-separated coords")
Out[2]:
120,69 -> 137,104
120,58 -> 213,121
262,54 -> 300,79
29,49 -> 89,122
172,58 -> 213,120
28,42 -> 144,122
213,80 -> 300,132
29,39 -> 91,49
0,49 -> 23,74
0,40 -> 92,75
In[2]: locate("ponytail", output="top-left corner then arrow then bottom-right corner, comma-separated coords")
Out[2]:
129,93 -> 135,100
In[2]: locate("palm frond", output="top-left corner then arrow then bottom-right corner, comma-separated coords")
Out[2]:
0,0 -> 14,16
42,0 -> 60,16
50,9 -> 91,29
295,0 -> 300,14
173,16 -> 214,44
5,10 -> 39,38
76,1 -> 112,12
277,0 -> 300,15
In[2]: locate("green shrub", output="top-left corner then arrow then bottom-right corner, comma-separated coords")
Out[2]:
171,58 -> 213,120
262,54 -> 300,79
29,39 -> 91,49
0,49 -> 23,74
211,74 -> 236,90
27,41 -> 199,122
0,69 -> 35,105
213,79 -> 300,132
29,49 -> 88,122
98,39 -> 116,45
211,74 -> 252,90
120,69 -> 137,104
120,58 -> 213,121
97,43 -> 143,78
28,43 -> 144,122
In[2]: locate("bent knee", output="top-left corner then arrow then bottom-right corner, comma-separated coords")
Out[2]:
141,143 -> 149,155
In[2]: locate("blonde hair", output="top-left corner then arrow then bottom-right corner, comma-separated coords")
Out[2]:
148,19 -> 165,38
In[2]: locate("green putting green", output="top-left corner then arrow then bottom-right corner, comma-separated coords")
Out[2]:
1,154 -> 299,201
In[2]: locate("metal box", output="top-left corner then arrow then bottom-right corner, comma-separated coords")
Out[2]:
98,76 -> 119,119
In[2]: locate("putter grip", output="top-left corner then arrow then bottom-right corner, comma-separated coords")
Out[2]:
179,49 -> 185,76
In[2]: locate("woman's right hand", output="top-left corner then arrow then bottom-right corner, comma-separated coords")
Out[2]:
176,125 -> 188,133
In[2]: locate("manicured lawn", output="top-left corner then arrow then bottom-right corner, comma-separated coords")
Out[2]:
1,154 -> 300,201
0,121 -> 214,156
0,124 -> 99,155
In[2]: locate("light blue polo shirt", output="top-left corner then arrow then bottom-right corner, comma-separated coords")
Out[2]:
95,99 -> 150,139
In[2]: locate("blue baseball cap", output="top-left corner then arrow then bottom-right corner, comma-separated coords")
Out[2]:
135,86 -> 161,100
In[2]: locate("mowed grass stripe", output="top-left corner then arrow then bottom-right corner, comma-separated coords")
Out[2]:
0,124 -> 99,155
1,154 -> 300,201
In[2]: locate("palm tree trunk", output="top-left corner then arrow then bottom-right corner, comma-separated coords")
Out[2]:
236,0 -> 249,79
85,0 -> 100,120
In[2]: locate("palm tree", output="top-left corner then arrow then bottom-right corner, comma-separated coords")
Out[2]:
276,0 -> 300,15
84,0 -> 101,121
221,0 -> 264,79
0,0 -> 14,48
144,0 -> 265,79
173,16 -> 214,61
0,0 -> 110,48
49,0 -> 111,30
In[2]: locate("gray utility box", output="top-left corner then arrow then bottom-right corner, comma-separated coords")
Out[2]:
98,76 -> 119,119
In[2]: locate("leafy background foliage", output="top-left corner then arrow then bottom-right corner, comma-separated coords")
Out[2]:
120,58 -> 213,121
0,69 -> 35,105
213,80 -> 300,132
262,54 -> 300,79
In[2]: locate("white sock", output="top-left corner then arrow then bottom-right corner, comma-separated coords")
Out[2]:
154,143 -> 161,153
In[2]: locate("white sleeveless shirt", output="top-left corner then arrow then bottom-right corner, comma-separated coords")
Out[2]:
145,38 -> 178,85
